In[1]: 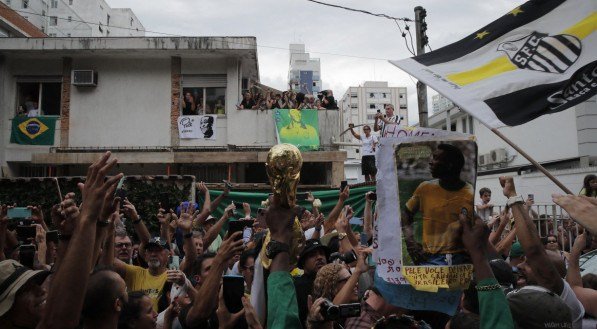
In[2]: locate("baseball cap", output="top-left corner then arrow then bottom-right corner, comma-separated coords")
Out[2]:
145,237 -> 170,250
509,242 -> 524,259
0,260 -> 50,316
298,239 -> 330,269
489,259 -> 516,288
507,286 -> 572,329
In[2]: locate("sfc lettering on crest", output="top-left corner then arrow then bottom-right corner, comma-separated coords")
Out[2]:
498,31 -> 581,74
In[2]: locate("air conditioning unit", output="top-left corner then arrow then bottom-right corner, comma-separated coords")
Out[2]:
491,148 -> 508,163
478,153 -> 490,166
72,70 -> 98,86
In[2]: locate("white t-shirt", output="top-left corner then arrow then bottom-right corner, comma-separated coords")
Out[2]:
476,201 -> 493,223
27,109 -> 39,117
519,282 -> 585,329
379,115 -> 399,135
359,134 -> 378,156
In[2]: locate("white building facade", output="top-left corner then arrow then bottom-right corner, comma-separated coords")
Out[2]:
0,0 -> 144,37
0,37 -> 346,187
428,95 -> 597,205
339,81 -> 408,183
288,43 -> 321,95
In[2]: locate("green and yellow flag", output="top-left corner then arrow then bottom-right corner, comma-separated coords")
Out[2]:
10,117 -> 58,145
274,109 -> 320,151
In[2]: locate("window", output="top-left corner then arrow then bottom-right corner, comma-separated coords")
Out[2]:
50,16 -> 57,26
50,0 -> 57,8
367,114 -> 376,120
350,93 -> 357,98
369,104 -> 376,109
468,116 -> 474,134
369,93 -> 374,98
68,16 -> 72,22
450,123 -> 456,131
350,104 -> 357,109
42,10 -> 45,16
98,22 -> 103,33
16,81 -> 62,116
106,14 -> 110,25
382,93 -> 387,98
130,17 -> 134,26
48,33 -> 56,37
462,118 -> 467,134
181,87 -> 226,115
22,0 -> 28,8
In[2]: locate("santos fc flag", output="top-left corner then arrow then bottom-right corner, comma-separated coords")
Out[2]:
391,0 -> 595,128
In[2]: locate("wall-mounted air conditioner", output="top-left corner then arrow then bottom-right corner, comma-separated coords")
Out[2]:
491,148 -> 508,163
478,154 -> 490,166
72,70 -> 98,86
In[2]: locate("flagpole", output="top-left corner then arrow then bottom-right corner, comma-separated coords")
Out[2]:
490,128 -> 573,195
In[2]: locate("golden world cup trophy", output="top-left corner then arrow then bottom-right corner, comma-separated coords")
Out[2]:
260,143 -> 306,269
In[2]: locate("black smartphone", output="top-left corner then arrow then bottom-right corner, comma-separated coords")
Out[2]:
369,192 -> 377,201
340,180 -> 348,192
46,230 -> 59,243
19,244 -> 36,268
228,220 -> 255,239
223,275 -> 245,313
16,226 -> 36,242
297,192 -> 309,201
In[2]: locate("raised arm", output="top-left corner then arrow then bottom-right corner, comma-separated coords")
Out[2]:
323,186 -> 349,234
203,204 -> 234,249
184,232 -> 243,326
567,234 -> 597,317
209,184 -> 229,213
501,176 -> 563,294
461,214 -> 515,329
177,205 -> 196,273
489,210 -> 510,246
349,126 -> 360,140
333,247 -> 370,305
195,182 -> 212,226
39,152 -> 122,329
123,198 -> 150,247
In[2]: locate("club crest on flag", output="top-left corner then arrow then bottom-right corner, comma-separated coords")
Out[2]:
497,32 -> 581,73
18,118 -> 49,139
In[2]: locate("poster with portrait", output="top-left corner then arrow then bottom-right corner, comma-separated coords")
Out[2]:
373,129 -> 476,314
177,115 -> 217,140
274,109 -> 320,151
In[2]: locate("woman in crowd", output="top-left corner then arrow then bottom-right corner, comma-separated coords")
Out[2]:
580,174 -> 597,197
119,292 -> 158,329
237,92 -> 256,110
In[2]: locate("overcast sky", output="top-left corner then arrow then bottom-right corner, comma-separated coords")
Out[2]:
107,0 -> 523,124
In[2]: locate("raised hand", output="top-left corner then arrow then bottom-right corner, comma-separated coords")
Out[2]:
121,198 -> 139,222
78,152 -> 123,224
177,204 -> 194,233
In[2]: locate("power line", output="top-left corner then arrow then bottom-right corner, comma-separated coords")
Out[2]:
393,19 -> 415,56
12,9 -> 395,61
305,0 -> 413,22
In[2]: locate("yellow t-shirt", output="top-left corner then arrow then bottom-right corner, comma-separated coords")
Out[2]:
405,179 -> 473,254
124,264 -> 168,311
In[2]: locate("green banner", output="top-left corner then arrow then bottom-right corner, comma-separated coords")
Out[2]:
203,185 -> 375,232
10,116 -> 58,145
274,109 -> 320,151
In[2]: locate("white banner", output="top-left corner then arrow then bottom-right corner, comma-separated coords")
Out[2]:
177,115 -> 217,140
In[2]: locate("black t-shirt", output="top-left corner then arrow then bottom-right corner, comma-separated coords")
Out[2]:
178,304 -> 218,329
294,272 -> 317,328
240,99 -> 255,109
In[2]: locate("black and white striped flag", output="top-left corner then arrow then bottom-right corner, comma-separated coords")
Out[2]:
391,0 -> 595,128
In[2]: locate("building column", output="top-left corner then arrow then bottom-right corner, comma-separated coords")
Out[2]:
331,161 -> 345,187
170,56 -> 181,146
60,57 -> 72,147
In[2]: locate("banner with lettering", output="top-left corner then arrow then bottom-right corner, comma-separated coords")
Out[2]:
373,128 -> 476,314
177,115 -> 217,140
10,116 -> 58,145
274,109 -> 320,151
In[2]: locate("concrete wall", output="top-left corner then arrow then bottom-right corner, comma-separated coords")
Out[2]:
69,57 -> 171,147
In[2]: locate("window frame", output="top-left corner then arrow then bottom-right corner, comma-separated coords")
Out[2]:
15,77 -> 62,117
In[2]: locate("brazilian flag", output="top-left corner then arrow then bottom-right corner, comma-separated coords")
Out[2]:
10,117 -> 58,145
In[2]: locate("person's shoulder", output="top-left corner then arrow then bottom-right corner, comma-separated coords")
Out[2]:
462,182 -> 474,194
417,179 -> 439,189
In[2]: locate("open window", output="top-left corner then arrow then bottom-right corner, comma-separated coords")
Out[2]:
16,79 -> 62,117
181,75 -> 227,116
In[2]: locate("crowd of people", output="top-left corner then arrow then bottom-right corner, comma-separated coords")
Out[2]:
0,152 -> 596,329
236,89 -> 338,111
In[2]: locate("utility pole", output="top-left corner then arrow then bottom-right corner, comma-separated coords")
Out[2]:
414,6 -> 429,127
